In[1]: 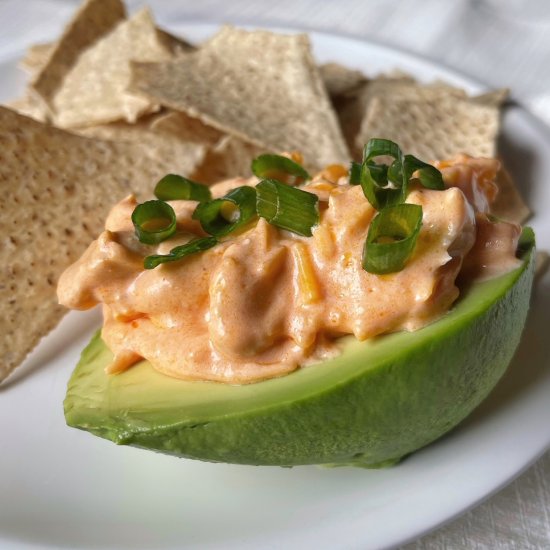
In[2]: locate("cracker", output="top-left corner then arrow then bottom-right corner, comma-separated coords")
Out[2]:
128,26 -> 349,168
149,111 -> 265,183
492,168 -> 531,224
31,0 -> 126,112
335,76 -> 440,159
21,27 -> 192,76
42,8 -> 174,128
4,95 -> 48,123
320,63 -> 367,98
150,110 -> 222,147
0,107 -> 205,382
193,135 -> 267,184
73,112 -> 210,177
20,43 -> 55,74
356,94 -> 500,160
156,28 -> 195,56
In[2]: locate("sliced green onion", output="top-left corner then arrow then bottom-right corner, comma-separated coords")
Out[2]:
360,162 -> 403,210
144,236 -> 218,269
154,174 -> 212,202
192,186 -> 257,237
256,179 -> 319,237
362,203 -> 423,274
251,154 -> 310,184
360,139 -> 406,209
363,138 -> 403,162
403,155 -> 444,190
349,161 -> 362,184
358,139 -> 444,208
132,200 -> 177,245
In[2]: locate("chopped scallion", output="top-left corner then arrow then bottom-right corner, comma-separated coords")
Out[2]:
154,174 -> 212,202
358,139 -> 444,208
256,179 -> 319,237
192,186 -> 257,237
132,200 -> 177,245
362,203 -> 423,274
251,154 -> 310,184
144,236 -> 218,269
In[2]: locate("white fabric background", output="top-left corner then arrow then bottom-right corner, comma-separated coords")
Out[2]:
0,0 -> 548,548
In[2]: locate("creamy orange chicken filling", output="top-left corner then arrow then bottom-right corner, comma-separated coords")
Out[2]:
57,155 -> 521,383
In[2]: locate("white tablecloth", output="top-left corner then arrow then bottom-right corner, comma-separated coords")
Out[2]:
1,1 -> 549,548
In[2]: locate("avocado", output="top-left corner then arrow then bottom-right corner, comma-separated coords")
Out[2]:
63,230 -> 536,467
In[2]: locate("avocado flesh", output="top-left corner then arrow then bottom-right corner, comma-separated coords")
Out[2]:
64,231 -> 535,467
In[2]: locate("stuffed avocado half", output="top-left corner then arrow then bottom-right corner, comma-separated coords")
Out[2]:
63,229 -> 535,468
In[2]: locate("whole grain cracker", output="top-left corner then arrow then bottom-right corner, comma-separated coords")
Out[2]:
4,95 -> 48,123
73,112 -> 210,177
356,95 -> 500,160
31,0 -> 126,113
150,111 -> 266,183
47,8 -> 174,128
320,63 -> 367,98
0,106 -> 205,383
193,135 -> 267,184
20,43 -> 55,74
339,78 -> 468,159
156,28 -> 195,56
128,26 -> 349,168
21,27 -> 192,77
150,110 -> 223,146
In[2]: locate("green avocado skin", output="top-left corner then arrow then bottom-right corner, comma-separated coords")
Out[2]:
64,232 -> 536,467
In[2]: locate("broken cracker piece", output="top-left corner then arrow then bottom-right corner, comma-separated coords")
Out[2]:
73,112 -> 210,177
40,8 -> 174,128
31,0 -> 126,113
320,62 -> 367,98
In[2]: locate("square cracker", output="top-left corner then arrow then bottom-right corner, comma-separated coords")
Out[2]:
128,26 -> 349,169
0,107 -> 205,383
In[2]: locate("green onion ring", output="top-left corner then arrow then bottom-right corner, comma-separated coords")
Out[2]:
131,200 -> 177,245
360,139 -> 406,209
192,186 -> 257,237
144,236 -> 218,269
362,203 -> 423,274
403,155 -> 445,190
154,174 -> 212,202
256,179 -> 319,237
251,154 -> 310,184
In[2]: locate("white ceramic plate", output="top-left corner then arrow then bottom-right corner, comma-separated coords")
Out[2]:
1,23 -> 549,550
